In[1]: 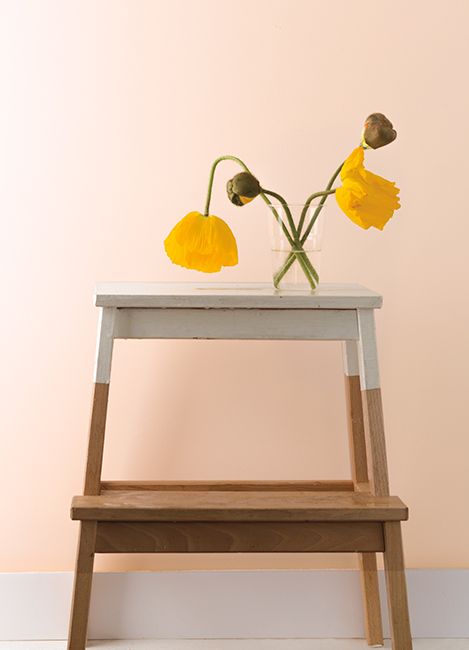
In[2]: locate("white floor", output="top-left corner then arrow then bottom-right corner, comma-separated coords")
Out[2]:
1,641 -> 468,649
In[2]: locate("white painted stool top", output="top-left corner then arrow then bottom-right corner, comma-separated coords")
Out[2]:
95,282 -> 382,310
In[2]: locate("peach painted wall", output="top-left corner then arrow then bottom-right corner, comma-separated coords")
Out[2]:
1,0 -> 468,572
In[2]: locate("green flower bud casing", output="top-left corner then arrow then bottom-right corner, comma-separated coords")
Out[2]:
227,172 -> 261,206
361,113 -> 397,149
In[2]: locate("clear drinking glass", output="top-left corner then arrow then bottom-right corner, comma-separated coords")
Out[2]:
268,203 -> 326,291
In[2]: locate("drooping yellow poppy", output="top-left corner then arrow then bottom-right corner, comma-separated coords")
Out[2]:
335,147 -> 400,230
164,211 -> 238,273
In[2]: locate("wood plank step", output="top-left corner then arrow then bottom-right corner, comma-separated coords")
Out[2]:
100,480 -> 355,492
71,490 -> 408,522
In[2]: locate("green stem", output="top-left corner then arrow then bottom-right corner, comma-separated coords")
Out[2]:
258,190 -> 314,287
301,161 -> 343,241
297,189 -> 336,237
262,189 -> 318,289
261,189 -> 298,245
203,154 -> 321,290
274,161 -> 344,286
204,156 -> 248,216
203,155 -> 285,231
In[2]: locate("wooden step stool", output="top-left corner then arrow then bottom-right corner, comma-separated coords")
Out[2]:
68,282 -> 412,649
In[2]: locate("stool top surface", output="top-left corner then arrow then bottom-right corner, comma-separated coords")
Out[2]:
95,282 -> 382,309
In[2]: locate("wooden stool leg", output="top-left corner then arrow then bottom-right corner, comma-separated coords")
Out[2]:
384,522 -> 413,650
356,310 -> 390,497
69,308 -> 115,648
84,382 -> 111,496
359,553 -> 383,646
84,307 -> 115,497
68,521 -> 97,650
356,311 -> 412,647
343,341 -> 383,646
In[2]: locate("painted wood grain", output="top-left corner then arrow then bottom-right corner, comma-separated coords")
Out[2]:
93,307 -> 115,384
95,282 -> 383,309
113,308 -> 359,340
357,309 -> 381,390
342,340 -> 360,377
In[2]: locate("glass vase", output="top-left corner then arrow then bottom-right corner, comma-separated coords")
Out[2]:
268,202 -> 326,291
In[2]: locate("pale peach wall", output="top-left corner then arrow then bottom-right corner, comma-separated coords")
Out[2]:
1,0 -> 468,572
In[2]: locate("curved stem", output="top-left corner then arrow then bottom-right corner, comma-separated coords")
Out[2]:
275,161 -> 344,285
202,154 -> 322,290
202,154 -> 322,285
204,155 -> 250,216
262,189 -> 298,244
203,155 -> 286,229
297,189 -> 336,237
299,162 -> 344,241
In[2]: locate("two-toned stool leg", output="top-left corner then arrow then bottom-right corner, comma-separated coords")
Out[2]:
356,309 -> 412,650
343,340 -> 383,646
68,308 -> 115,650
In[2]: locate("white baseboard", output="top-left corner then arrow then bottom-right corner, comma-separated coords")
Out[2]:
0,570 -> 468,640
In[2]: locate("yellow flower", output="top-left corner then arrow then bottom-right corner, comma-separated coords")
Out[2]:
335,147 -> 400,230
164,211 -> 238,273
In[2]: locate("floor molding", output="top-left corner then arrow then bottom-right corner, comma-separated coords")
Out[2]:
1,569 -> 468,640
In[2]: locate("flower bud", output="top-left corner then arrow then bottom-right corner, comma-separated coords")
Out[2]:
226,172 -> 261,206
361,113 -> 397,149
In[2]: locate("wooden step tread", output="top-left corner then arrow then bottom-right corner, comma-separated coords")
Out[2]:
100,480 -> 355,492
71,490 -> 408,522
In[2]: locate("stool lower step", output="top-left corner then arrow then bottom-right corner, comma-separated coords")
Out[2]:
71,489 -> 408,523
